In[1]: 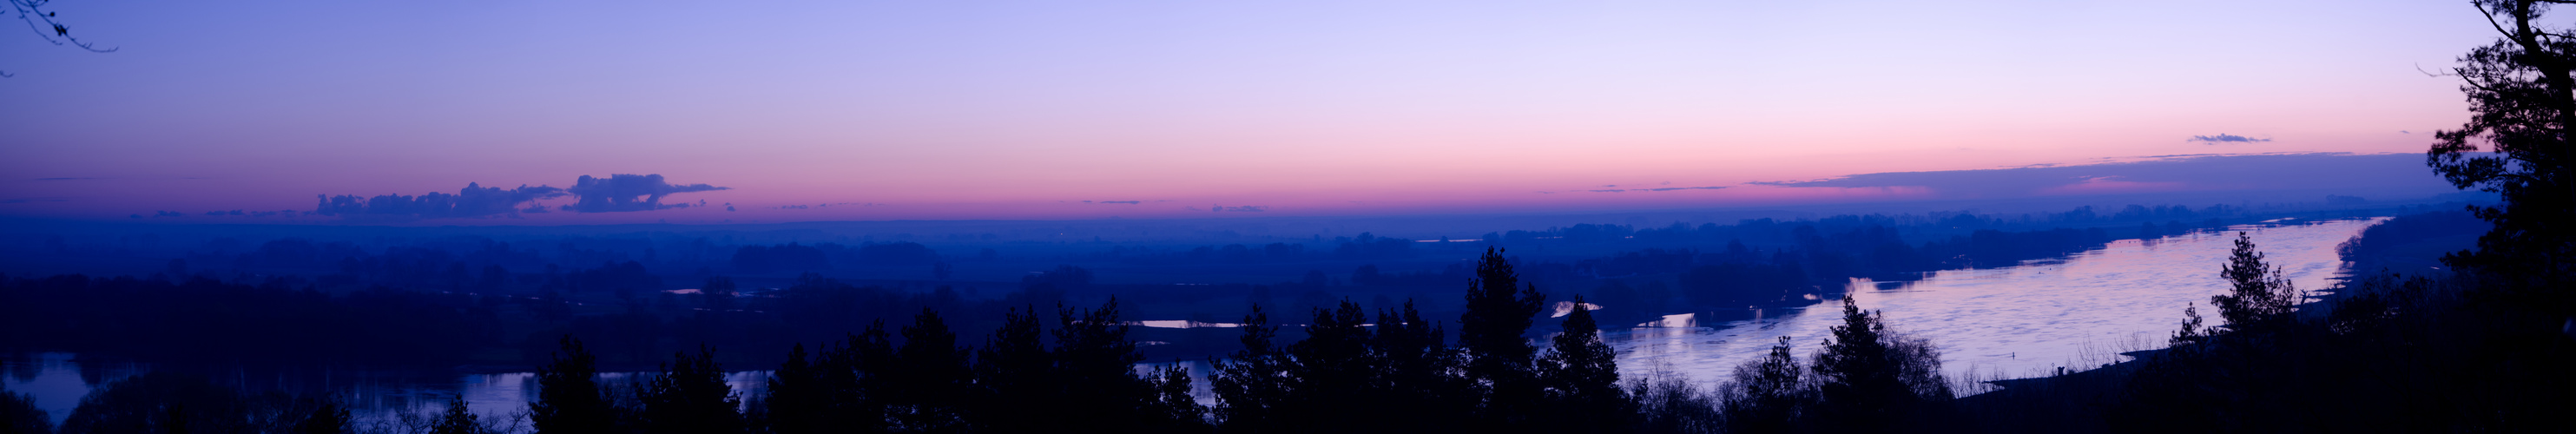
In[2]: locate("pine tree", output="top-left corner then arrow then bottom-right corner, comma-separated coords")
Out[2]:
1145,363 -> 1211,433
432,395 -> 480,434
2430,0 -> 2576,293
292,398 -> 351,434
532,336 -> 616,433
1808,295 -> 1949,432
1371,299 -> 1470,431
970,306 -> 1051,432
764,343 -> 830,434
2,391 -> 54,434
2210,232 -> 2298,332
890,308 -> 972,431
637,345 -> 743,433
1539,295 -> 1631,432
1283,299 -> 1375,431
1457,247 -> 1547,427
1722,336 -> 1810,434
1210,304 -> 1289,431
1049,298 -> 1158,431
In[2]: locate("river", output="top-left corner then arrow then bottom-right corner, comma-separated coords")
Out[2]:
1,218 -> 2379,427
1609,218 -> 2378,391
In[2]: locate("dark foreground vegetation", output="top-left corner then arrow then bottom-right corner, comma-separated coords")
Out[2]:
9,2 -> 2576,432
0,248 -> 1958,434
0,201 -> 2313,371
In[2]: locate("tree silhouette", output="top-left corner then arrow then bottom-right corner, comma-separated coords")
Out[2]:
1282,299 -> 1375,431
57,372 -> 252,434
432,395 -> 481,434
1372,299 -> 1471,431
702,277 -> 737,311
1048,299 -> 1163,431
1,391 -> 50,434
763,343 -> 821,433
290,397 -> 352,434
1722,336 -> 1811,434
637,345 -> 743,433
2431,0 -> 2576,295
2210,232 -> 2298,332
970,306 -> 1051,432
1144,363 -> 1211,433
889,308 -> 971,431
1808,295 -> 1949,432
1457,247 -> 1548,428
1209,304 -> 1289,431
1538,295 -> 1632,432
532,336 -> 617,433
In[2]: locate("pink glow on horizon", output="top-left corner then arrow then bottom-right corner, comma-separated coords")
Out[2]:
0,1 -> 2503,222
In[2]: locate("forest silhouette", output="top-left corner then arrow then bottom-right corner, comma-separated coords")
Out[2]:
8,2 -> 2576,433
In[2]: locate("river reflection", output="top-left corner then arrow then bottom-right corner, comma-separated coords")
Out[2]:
3,220 -> 2380,424
1610,220 -> 2379,391
0,352 -> 768,431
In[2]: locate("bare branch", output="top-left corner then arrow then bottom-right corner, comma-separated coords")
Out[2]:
8,0 -> 117,53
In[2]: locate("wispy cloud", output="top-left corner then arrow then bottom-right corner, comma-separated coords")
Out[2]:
563,174 -> 728,213
313,174 -> 728,220
2187,134 -> 2271,144
1082,200 -> 1143,204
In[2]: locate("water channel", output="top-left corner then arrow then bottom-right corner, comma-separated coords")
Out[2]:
2,218 -> 2380,427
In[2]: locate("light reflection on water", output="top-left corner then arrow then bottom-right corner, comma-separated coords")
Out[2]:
1609,220 -> 2380,391
0,352 -> 768,431
3,219 -> 2379,424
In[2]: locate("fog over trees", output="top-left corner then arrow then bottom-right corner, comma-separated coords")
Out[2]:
5,3 -> 2574,432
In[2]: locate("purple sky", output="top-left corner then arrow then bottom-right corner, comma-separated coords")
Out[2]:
0,1 -> 2510,223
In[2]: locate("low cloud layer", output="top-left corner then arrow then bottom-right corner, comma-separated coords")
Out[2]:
316,182 -> 567,220
314,174 -> 727,220
1753,153 -> 2449,200
565,174 -> 728,213
2188,134 -> 2271,144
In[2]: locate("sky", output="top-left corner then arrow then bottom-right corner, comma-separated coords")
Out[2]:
0,1 -> 2516,223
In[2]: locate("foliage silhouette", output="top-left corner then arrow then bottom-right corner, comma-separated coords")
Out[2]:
531,336 -> 616,433
1720,336 -> 1810,433
2210,232 -> 2300,333
636,345 -> 742,433
1539,294 -> 1635,432
0,391 -> 49,434
432,394 -> 481,434
1808,295 -> 1950,432
2430,0 -> 2576,296
1457,247 -> 1549,430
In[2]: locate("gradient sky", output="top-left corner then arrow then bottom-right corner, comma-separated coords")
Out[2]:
0,1 -> 2514,222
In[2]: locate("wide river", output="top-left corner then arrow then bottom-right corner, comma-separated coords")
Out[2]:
2,219 -> 2377,427
1608,219 -> 2375,389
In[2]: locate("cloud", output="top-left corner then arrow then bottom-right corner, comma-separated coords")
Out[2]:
311,174 -> 728,220
1083,201 -> 1143,204
33,177 -> 96,181
2187,134 -> 2271,144
1754,152 -> 2450,200
1212,205 -> 1267,212
564,174 -> 729,213
317,182 -> 568,220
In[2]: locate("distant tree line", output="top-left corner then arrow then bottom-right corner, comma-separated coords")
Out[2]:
0,248 -> 1967,433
